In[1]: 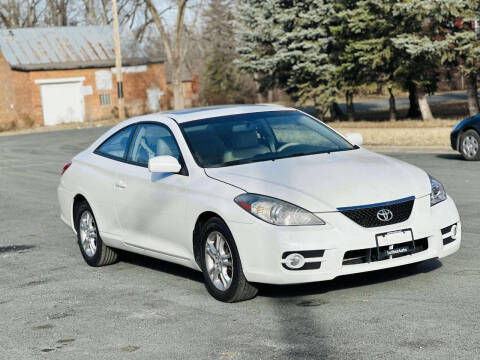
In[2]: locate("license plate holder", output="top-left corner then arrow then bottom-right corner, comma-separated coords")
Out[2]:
375,229 -> 415,260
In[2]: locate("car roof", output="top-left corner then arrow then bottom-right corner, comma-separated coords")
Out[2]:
159,104 -> 292,123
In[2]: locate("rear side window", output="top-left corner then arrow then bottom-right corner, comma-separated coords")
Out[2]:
95,125 -> 135,160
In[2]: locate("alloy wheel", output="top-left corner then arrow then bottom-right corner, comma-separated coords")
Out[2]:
79,210 -> 98,257
204,231 -> 233,291
462,135 -> 479,158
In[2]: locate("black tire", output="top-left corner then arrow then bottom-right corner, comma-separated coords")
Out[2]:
199,217 -> 258,302
459,129 -> 480,161
75,201 -> 118,267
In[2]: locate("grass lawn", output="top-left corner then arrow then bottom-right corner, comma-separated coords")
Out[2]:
328,101 -> 466,146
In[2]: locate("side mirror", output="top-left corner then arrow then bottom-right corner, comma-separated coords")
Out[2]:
345,133 -> 363,147
148,155 -> 182,173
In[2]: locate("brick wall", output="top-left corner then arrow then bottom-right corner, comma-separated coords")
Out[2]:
0,60 -> 197,128
0,62 -> 170,127
0,53 -> 17,128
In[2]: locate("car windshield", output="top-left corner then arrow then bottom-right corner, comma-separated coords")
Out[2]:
180,110 -> 355,168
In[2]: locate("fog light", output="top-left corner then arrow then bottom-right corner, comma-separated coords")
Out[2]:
285,253 -> 305,269
451,224 -> 458,240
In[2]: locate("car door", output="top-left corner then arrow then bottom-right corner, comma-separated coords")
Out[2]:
113,121 -> 191,260
90,124 -> 136,238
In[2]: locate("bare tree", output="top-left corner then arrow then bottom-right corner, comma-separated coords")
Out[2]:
83,0 -> 98,24
0,0 -> 43,28
145,0 -> 201,109
45,0 -> 69,26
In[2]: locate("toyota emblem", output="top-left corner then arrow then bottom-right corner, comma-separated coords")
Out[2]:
377,209 -> 393,222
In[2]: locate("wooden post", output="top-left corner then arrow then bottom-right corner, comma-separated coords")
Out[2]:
112,0 -> 125,121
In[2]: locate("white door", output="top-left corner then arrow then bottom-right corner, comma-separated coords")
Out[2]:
113,123 -> 190,259
40,81 -> 84,126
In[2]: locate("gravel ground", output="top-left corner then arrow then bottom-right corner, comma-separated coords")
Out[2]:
0,127 -> 478,360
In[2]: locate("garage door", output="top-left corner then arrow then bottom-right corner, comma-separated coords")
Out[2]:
40,81 -> 84,126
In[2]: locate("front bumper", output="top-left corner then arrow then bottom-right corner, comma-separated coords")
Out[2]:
229,195 -> 461,285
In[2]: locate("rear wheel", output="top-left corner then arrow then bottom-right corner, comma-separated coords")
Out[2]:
75,202 -> 118,267
200,217 -> 258,302
460,129 -> 480,161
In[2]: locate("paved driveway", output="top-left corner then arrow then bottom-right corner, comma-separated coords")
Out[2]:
0,128 -> 478,359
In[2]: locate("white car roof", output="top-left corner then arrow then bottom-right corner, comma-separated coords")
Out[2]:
160,104 -> 291,123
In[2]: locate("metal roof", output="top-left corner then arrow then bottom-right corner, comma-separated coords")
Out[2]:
0,26 -> 164,71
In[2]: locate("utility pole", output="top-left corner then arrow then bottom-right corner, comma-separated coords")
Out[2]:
112,0 -> 125,121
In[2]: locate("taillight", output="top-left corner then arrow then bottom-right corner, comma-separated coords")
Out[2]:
61,162 -> 72,175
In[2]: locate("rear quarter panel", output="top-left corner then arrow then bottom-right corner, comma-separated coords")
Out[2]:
63,150 -> 121,240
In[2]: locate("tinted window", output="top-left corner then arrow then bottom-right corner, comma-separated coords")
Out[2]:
95,125 -> 135,160
128,124 -> 180,166
181,111 -> 354,168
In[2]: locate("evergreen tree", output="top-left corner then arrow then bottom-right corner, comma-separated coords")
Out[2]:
202,0 -> 252,105
390,0 -> 478,119
435,1 -> 480,116
331,0 -> 403,121
237,0 -> 337,119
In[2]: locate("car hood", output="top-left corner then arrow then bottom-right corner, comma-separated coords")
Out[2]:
205,148 -> 431,212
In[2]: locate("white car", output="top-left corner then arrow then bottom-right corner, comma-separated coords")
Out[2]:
58,105 -> 461,302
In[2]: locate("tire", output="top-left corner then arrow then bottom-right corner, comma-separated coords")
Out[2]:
75,201 -> 118,267
459,129 -> 480,161
199,217 -> 258,302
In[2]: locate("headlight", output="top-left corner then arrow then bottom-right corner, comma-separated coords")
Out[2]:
430,176 -> 447,206
234,194 -> 325,226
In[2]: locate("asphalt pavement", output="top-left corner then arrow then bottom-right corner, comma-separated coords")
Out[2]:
338,92 -> 469,113
0,127 -> 479,360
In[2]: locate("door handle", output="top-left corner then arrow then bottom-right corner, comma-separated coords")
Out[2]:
115,181 -> 127,190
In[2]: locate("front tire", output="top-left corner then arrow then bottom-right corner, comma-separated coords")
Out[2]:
200,217 -> 258,302
75,201 -> 118,267
460,129 -> 480,161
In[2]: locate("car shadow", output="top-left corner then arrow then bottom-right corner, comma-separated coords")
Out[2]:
257,258 -> 442,299
117,250 -> 204,283
118,249 -> 442,299
436,153 -> 464,161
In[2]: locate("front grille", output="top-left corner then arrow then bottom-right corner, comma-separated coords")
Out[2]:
339,197 -> 415,228
342,237 -> 428,265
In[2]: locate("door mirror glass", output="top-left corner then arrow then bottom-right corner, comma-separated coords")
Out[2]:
148,155 -> 182,173
345,133 -> 363,146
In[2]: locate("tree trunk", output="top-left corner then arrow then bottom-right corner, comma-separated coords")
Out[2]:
173,65 -> 185,110
330,102 -> 346,121
407,81 -> 421,118
388,86 -> 397,121
145,0 -> 188,110
346,90 -> 355,121
466,74 -> 479,116
267,89 -> 273,103
417,88 -> 433,120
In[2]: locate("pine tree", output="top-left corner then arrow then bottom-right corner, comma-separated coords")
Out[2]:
390,0 -> 478,120
237,0 -> 337,119
435,1 -> 480,116
331,0 -> 404,121
202,0 -> 252,105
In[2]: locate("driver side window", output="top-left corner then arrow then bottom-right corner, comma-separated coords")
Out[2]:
128,124 -> 180,167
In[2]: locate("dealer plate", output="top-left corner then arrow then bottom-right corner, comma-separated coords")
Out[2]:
376,229 -> 413,247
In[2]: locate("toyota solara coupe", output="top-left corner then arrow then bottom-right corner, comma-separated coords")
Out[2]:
58,105 -> 461,302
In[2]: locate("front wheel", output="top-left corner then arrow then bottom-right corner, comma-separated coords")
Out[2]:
200,218 -> 258,302
460,129 -> 480,161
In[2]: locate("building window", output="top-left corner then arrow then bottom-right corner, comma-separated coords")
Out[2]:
99,93 -> 111,106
